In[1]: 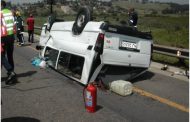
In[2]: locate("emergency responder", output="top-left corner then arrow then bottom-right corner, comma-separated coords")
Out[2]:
16,11 -> 24,46
27,13 -> 35,43
128,7 -> 138,28
1,0 -> 17,84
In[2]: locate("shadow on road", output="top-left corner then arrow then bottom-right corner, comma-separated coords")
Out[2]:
1,71 -> 37,82
21,43 -> 32,46
96,105 -> 103,111
2,117 -> 40,122
16,71 -> 37,77
131,71 -> 155,83
16,43 -> 32,47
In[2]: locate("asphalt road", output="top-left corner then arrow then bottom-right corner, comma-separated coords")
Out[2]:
1,39 -> 189,122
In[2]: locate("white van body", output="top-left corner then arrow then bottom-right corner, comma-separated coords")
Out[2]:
39,21 -> 153,85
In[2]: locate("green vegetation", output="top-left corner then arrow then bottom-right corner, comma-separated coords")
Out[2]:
112,1 -> 170,14
138,16 -> 189,48
34,15 -> 188,49
109,1 -> 189,48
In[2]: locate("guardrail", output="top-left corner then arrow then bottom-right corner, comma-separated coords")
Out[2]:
33,26 -> 41,30
30,26 -> 189,60
153,44 -> 189,60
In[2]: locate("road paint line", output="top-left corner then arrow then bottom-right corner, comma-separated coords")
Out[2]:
133,86 -> 189,113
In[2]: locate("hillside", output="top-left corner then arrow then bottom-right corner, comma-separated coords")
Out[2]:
19,1 -> 188,48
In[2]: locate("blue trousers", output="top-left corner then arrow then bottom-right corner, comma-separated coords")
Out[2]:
1,54 -> 12,72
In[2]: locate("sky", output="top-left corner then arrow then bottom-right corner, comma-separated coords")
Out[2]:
6,0 -> 190,5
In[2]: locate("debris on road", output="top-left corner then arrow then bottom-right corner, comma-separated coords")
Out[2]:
110,80 -> 133,96
171,70 -> 189,78
31,57 -> 47,69
161,64 -> 168,71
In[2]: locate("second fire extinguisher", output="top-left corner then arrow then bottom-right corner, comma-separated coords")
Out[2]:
84,83 -> 97,113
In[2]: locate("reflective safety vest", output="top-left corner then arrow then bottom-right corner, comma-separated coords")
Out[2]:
1,8 -> 16,37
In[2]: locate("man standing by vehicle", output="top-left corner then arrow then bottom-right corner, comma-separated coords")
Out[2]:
1,0 -> 17,84
16,11 -> 24,46
128,7 -> 138,28
27,14 -> 34,43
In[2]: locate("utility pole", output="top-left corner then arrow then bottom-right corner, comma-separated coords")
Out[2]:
50,0 -> 53,14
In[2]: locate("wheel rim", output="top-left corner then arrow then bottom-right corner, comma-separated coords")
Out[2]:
77,14 -> 85,27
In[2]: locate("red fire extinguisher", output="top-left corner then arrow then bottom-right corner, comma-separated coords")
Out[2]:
83,83 -> 97,113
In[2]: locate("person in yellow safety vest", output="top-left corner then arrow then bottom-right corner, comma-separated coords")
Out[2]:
1,0 -> 17,85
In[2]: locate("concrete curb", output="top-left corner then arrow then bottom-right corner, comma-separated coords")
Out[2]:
150,62 -> 189,82
150,62 -> 186,73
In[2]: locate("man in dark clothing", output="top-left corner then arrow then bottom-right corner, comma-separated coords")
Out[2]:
27,14 -> 34,43
128,8 -> 138,28
16,11 -> 24,46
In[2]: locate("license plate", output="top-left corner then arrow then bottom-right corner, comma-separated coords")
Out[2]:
120,41 -> 137,49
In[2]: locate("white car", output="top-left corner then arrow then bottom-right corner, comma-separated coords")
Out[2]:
37,7 -> 153,85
